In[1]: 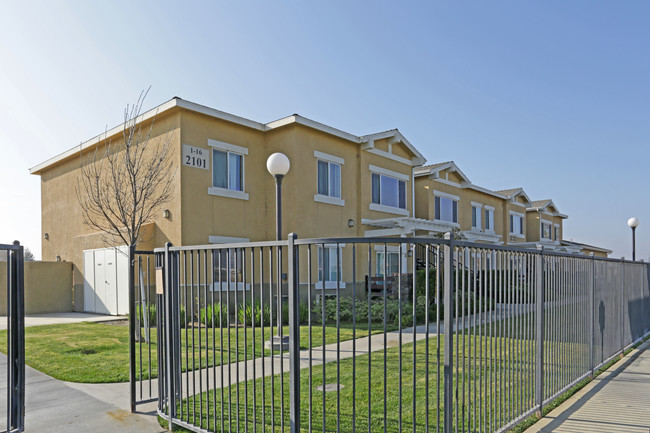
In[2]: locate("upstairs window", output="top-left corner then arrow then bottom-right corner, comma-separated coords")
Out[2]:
485,209 -> 495,231
472,205 -> 482,229
554,225 -> 559,241
213,149 -> 243,192
317,160 -> 341,198
541,222 -> 552,239
510,214 -> 524,235
435,196 -> 458,223
372,173 -> 406,209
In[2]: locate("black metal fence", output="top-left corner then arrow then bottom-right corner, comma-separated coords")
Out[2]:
152,235 -> 650,432
1,242 -> 25,433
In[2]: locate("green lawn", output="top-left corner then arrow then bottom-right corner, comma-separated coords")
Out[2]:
0,321 -> 393,383
172,333 -> 541,433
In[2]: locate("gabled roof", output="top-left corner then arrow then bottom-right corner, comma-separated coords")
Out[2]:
497,187 -> 532,204
360,129 -> 426,166
30,97 -> 426,174
527,199 -> 568,219
415,161 -> 508,199
414,161 -> 470,183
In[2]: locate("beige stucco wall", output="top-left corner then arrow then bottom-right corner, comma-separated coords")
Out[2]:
37,108 -> 182,310
0,261 -> 73,314
177,110 -> 415,244
414,173 -> 506,241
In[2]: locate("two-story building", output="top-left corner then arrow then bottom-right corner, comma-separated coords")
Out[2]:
30,97 -> 425,313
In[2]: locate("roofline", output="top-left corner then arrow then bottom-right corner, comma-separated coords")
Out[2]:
560,240 -> 612,254
31,98 -> 426,174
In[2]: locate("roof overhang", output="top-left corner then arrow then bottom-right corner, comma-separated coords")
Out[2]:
31,97 -> 427,175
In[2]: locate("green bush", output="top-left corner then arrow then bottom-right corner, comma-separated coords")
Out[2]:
200,303 -> 228,327
236,302 -> 270,326
136,302 -> 157,327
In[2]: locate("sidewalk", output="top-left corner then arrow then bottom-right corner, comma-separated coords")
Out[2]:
527,338 -> 650,433
0,312 -> 125,330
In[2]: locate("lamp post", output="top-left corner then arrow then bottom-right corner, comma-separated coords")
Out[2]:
266,152 -> 291,351
628,217 -> 639,261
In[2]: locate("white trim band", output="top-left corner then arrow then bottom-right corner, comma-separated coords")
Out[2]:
368,164 -> 410,181
314,150 -> 345,165
208,139 -> 249,155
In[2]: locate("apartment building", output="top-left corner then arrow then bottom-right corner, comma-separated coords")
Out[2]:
30,97 -> 426,312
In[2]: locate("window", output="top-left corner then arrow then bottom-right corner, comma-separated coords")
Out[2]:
213,149 -> 243,191
317,160 -> 341,198
208,139 -> 249,200
510,213 -> 524,235
376,251 -> 400,277
554,225 -> 559,241
485,208 -> 495,231
472,205 -> 482,229
318,245 -> 345,289
435,196 -> 458,223
541,222 -> 552,240
212,248 -> 249,291
372,173 -> 406,209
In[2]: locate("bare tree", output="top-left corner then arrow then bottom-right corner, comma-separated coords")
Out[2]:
23,248 -> 35,261
77,90 -> 176,247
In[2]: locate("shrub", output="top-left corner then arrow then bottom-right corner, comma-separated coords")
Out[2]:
200,303 -> 228,328
136,302 -> 157,327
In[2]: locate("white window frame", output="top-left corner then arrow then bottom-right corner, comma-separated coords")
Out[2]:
554,223 -> 560,241
471,202 -> 482,231
373,245 -> 407,278
485,206 -> 495,232
369,165 -> 409,216
433,190 -> 460,227
316,244 -> 346,289
314,151 -> 345,206
509,211 -> 525,238
207,139 -> 249,200
541,219 -> 553,240
209,243 -> 251,292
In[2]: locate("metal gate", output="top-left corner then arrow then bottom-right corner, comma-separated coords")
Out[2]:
1,242 -> 25,433
152,235 -> 650,433
128,247 -> 159,411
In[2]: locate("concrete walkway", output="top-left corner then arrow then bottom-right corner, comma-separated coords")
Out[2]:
528,338 -> 650,433
0,312 -> 126,330
0,353 -> 164,432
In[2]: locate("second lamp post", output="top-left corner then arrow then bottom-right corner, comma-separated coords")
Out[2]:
266,152 -> 291,351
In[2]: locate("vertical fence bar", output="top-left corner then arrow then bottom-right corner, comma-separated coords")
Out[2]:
620,257 -> 625,357
128,244 -> 136,413
443,233 -> 454,433
163,242 -> 175,430
534,248 -> 544,417
288,234 -> 301,433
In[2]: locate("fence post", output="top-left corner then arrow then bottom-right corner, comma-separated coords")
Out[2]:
534,247 -> 545,418
589,254 -> 595,378
8,241 -> 25,432
443,232 -> 455,432
288,233 -> 301,433
163,242 -> 175,430
128,244 -> 136,413
620,257 -> 625,358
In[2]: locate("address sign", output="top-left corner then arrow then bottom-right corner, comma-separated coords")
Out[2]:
182,144 -> 209,170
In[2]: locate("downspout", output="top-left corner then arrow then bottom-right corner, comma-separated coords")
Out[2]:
411,166 -> 416,236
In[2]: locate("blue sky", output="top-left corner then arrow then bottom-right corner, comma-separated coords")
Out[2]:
1,1 -> 648,260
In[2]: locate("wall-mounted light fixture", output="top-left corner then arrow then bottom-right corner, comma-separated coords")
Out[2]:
163,209 -> 171,219
44,233 -> 49,240
56,255 -> 61,262
348,219 -> 355,227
